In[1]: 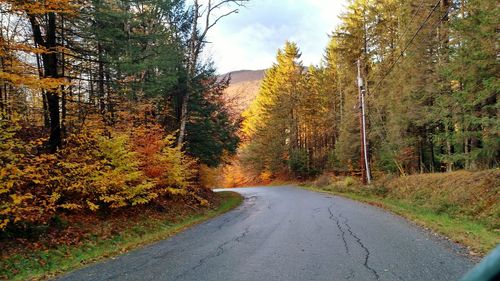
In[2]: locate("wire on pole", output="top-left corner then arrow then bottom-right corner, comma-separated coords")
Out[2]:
372,0 -> 444,93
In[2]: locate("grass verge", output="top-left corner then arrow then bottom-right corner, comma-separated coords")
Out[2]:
299,185 -> 498,256
1,191 -> 243,281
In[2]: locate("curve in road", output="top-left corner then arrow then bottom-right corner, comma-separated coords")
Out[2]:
57,186 -> 474,281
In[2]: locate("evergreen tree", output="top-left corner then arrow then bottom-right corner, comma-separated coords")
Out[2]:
185,69 -> 240,167
242,42 -> 304,176
437,0 -> 499,169
241,0 -> 498,179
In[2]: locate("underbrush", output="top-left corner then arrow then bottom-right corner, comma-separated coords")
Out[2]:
0,119 -> 205,232
0,117 -> 226,279
378,170 -> 499,229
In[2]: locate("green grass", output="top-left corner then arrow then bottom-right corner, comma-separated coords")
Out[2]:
1,191 -> 243,281
300,185 -> 499,256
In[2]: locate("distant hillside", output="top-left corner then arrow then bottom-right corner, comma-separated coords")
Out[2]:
221,69 -> 266,116
221,69 -> 266,84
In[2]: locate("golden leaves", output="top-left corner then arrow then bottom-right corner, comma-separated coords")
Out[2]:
59,203 -> 82,210
6,0 -> 79,15
0,117 -> 201,231
86,201 -> 99,211
10,194 -> 33,205
0,71 -> 71,91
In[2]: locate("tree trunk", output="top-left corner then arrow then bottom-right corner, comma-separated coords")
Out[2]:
97,42 -> 106,115
61,15 -> 66,137
178,38 -> 198,146
444,123 -> 453,172
105,70 -> 114,124
89,69 -> 95,105
77,73 -> 83,123
36,51 -> 50,128
29,13 -> 61,152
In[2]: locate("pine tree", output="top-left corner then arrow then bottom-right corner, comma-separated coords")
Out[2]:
242,41 -> 304,176
437,0 -> 499,169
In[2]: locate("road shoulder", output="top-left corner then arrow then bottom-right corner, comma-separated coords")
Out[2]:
0,191 -> 243,281
297,184 -> 492,261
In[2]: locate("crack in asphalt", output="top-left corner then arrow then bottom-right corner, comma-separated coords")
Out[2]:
174,226 -> 250,279
246,195 -> 259,203
217,217 -> 232,230
339,213 -> 380,280
327,205 -> 350,255
327,203 -> 380,280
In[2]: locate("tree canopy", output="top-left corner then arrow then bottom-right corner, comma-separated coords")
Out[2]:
240,0 -> 499,180
0,0 -> 242,230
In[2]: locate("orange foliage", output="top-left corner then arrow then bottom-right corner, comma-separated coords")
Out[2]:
131,124 -> 195,191
216,157 -> 261,188
133,126 -> 166,179
0,118 -> 199,230
5,0 -> 78,15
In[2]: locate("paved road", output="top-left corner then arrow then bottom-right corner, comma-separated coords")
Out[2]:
57,186 -> 474,281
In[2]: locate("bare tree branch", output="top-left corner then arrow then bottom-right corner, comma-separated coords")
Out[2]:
206,9 -> 238,32
177,0 -> 249,146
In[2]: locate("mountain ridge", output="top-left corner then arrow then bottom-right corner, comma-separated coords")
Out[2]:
221,69 -> 266,116
220,69 -> 266,84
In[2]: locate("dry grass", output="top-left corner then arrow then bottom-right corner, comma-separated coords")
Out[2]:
379,170 -> 499,230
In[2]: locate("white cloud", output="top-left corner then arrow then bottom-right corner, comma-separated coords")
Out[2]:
199,0 -> 347,73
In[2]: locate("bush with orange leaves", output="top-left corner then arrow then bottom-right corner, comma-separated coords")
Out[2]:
0,120 -> 198,231
132,125 -> 195,193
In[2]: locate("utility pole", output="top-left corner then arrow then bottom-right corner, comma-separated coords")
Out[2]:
357,59 -> 371,184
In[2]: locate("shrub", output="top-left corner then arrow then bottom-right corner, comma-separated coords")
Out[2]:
132,125 -> 195,193
313,174 -> 332,187
343,176 -> 356,187
0,119 -> 58,230
260,170 -> 272,183
91,134 -> 157,209
0,122 -> 200,231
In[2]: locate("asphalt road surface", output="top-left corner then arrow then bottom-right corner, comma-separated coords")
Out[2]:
57,186 -> 474,281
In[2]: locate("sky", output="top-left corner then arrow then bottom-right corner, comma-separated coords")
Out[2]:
201,0 -> 347,74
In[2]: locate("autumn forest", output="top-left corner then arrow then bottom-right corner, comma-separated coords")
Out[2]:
0,0 -> 498,278
237,0 -> 498,183
1,0 -> 245,230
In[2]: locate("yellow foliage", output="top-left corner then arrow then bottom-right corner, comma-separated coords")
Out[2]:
199,164 -> 222,188
0,120 -> 201,230
5,0 -> 79,15
260,171 -> 273,183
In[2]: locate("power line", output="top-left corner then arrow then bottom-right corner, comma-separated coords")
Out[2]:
429,4 -> 452,33
393,0 -> 427,51
372,0 -> 444,92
